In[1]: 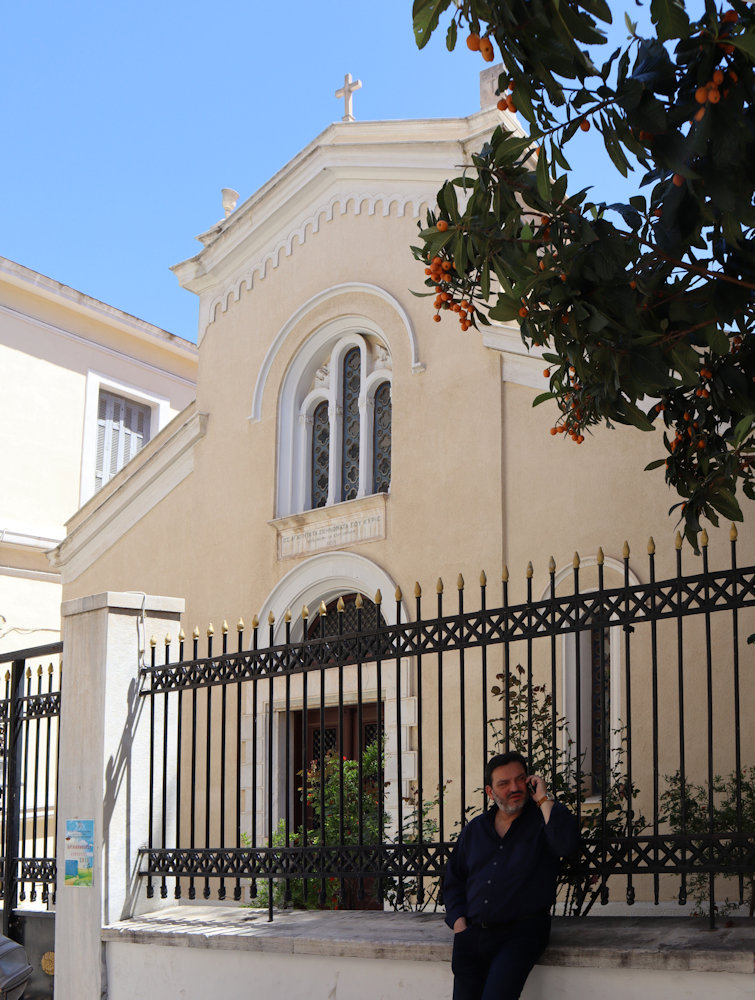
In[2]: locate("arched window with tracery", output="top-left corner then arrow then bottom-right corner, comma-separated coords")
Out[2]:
278,328 -> 392,517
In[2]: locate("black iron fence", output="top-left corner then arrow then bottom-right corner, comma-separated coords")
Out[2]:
0,643 -> 61,937
138,533 -> 755,926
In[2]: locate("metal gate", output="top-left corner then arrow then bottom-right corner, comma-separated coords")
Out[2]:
0,642 -> 61,999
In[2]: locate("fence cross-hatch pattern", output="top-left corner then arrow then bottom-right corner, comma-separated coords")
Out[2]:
0,642 -> 62,940
138,536 -> 755,926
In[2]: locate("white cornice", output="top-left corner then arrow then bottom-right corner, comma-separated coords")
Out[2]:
0,256 -> 197,360
482,324 -> 547,390
49,407 -> 207,582
171,109 -> 520,342
0,301 -> 197,388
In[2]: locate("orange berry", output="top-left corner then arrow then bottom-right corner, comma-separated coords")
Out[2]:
437,219 -> 449,232
722,9 -> 738,23
543,368 -> 551,378
718,42 -> 734,54
550,427 -> 558,435
507,98 -> 517,113
713,69 -> 724,85
580,119 -> 591,132
497,98 -> 508,111
695,86 -> 708,104
694,107 -> 706,121
441,260 -> 452,272
728,70 -> 738,83
518,306 -> 529,318
629,279 -> 637,289
466,33 -> 481,51
708,87 -> 721,104
433,314 -> 442,323
653,207 -> 662,218
479,37 -> 495,61
672,173 -> 684,187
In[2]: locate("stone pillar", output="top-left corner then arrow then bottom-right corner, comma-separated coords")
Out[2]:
54,592 -> 183,1000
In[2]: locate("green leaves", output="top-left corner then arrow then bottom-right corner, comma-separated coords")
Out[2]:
409,0 -> 755,543
412,0 -> 452,48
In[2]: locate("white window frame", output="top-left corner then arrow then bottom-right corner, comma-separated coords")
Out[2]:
277,317 -> 392,518
79,372 -> 171,505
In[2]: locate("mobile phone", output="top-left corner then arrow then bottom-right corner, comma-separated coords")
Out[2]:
527,778 -> 537,795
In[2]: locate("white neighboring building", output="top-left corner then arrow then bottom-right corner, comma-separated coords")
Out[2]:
0,256 -> 198,655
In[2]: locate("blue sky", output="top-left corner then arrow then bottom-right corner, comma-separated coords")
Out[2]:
2,0 -> 635,343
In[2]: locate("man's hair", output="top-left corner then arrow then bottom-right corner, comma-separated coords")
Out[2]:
484,751 -> 528,788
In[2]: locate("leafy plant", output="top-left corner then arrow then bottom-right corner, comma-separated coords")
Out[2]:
489,664 -> 645,915
660,766 -> 755,917
411,0 -> 754,546
253,738 -> 388,911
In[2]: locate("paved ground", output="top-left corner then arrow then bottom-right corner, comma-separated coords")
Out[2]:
103,906 -> 755,974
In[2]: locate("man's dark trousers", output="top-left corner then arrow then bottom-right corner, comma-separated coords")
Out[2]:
451,911 -> 551,1000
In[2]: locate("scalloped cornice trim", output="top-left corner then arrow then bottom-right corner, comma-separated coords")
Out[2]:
201,192 -> 432,337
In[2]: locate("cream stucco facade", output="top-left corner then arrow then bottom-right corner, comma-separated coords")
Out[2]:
0,256 -> 197,655
49,85 -> 753,891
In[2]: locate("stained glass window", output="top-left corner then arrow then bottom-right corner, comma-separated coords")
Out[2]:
341,347 -> 361,501
372,381 -> 391,494
311,401 -> 330,508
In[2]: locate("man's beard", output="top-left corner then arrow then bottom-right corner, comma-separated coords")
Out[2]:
492,792 -> 524,816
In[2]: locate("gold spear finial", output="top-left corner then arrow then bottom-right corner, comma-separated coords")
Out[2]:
375,589 -> 383,605
573,552 -> 580,569
165,634 -> 171,646
150,636 -> 157,648
193,626 -> 200,639
207,623 -> 214,637
675,531 -> 683,550
237,619 -> 244,632
548,556 -> 556,574
284,609 -> 292,623
414,581 -> 422,598
4,671 -> 9,682
319,600 -> 327,616
700,528 -> 709,547
502,565 -> 509,583
597,547 -> 604,565
527,562 -> 533,578
436,578 -> 444,594
395,586 -> 402,601
222,620 -> 228,634
37,665 -> 43,676
179,628 -> 186,641
26,667 -> 31,679
355,593 -> 363,609
457,574 -> 464,590
302,605 -> 309,620
48,663 -> 54,675
268,611 -> 275,626
730,523 -> 738,541
480,570 -> 487,587
648,537 -> 655,555
622,541 -> 629,559
252,614 -> 259,629
337,596 -> 345,613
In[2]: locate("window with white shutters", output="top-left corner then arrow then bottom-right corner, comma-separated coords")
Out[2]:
95,389 -> 151,492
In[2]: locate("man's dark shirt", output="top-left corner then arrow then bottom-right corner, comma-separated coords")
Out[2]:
443,798 -> 579,929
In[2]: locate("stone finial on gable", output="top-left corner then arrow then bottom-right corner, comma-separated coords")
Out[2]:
222,188 -> 240,218
480,64 -> 504,109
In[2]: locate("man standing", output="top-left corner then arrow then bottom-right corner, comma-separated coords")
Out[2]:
443,751 -> 580,1000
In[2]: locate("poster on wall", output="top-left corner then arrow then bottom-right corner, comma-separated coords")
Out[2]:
64,819 -> 94,886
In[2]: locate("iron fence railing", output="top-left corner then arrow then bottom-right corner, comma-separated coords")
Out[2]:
0,643 -> 62,936
138,534 -> 755,927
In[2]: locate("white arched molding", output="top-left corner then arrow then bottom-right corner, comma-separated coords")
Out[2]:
261,551 -> 407,641
249,552 -> 415,840
276,316 -> 393,518
540,556 -> 642,797
250,282 -> 421,425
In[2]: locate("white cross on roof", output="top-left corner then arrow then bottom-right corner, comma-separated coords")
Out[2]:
335,73 -> 362,122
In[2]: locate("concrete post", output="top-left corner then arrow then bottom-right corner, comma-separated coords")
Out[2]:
54,592 -> 183,1000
